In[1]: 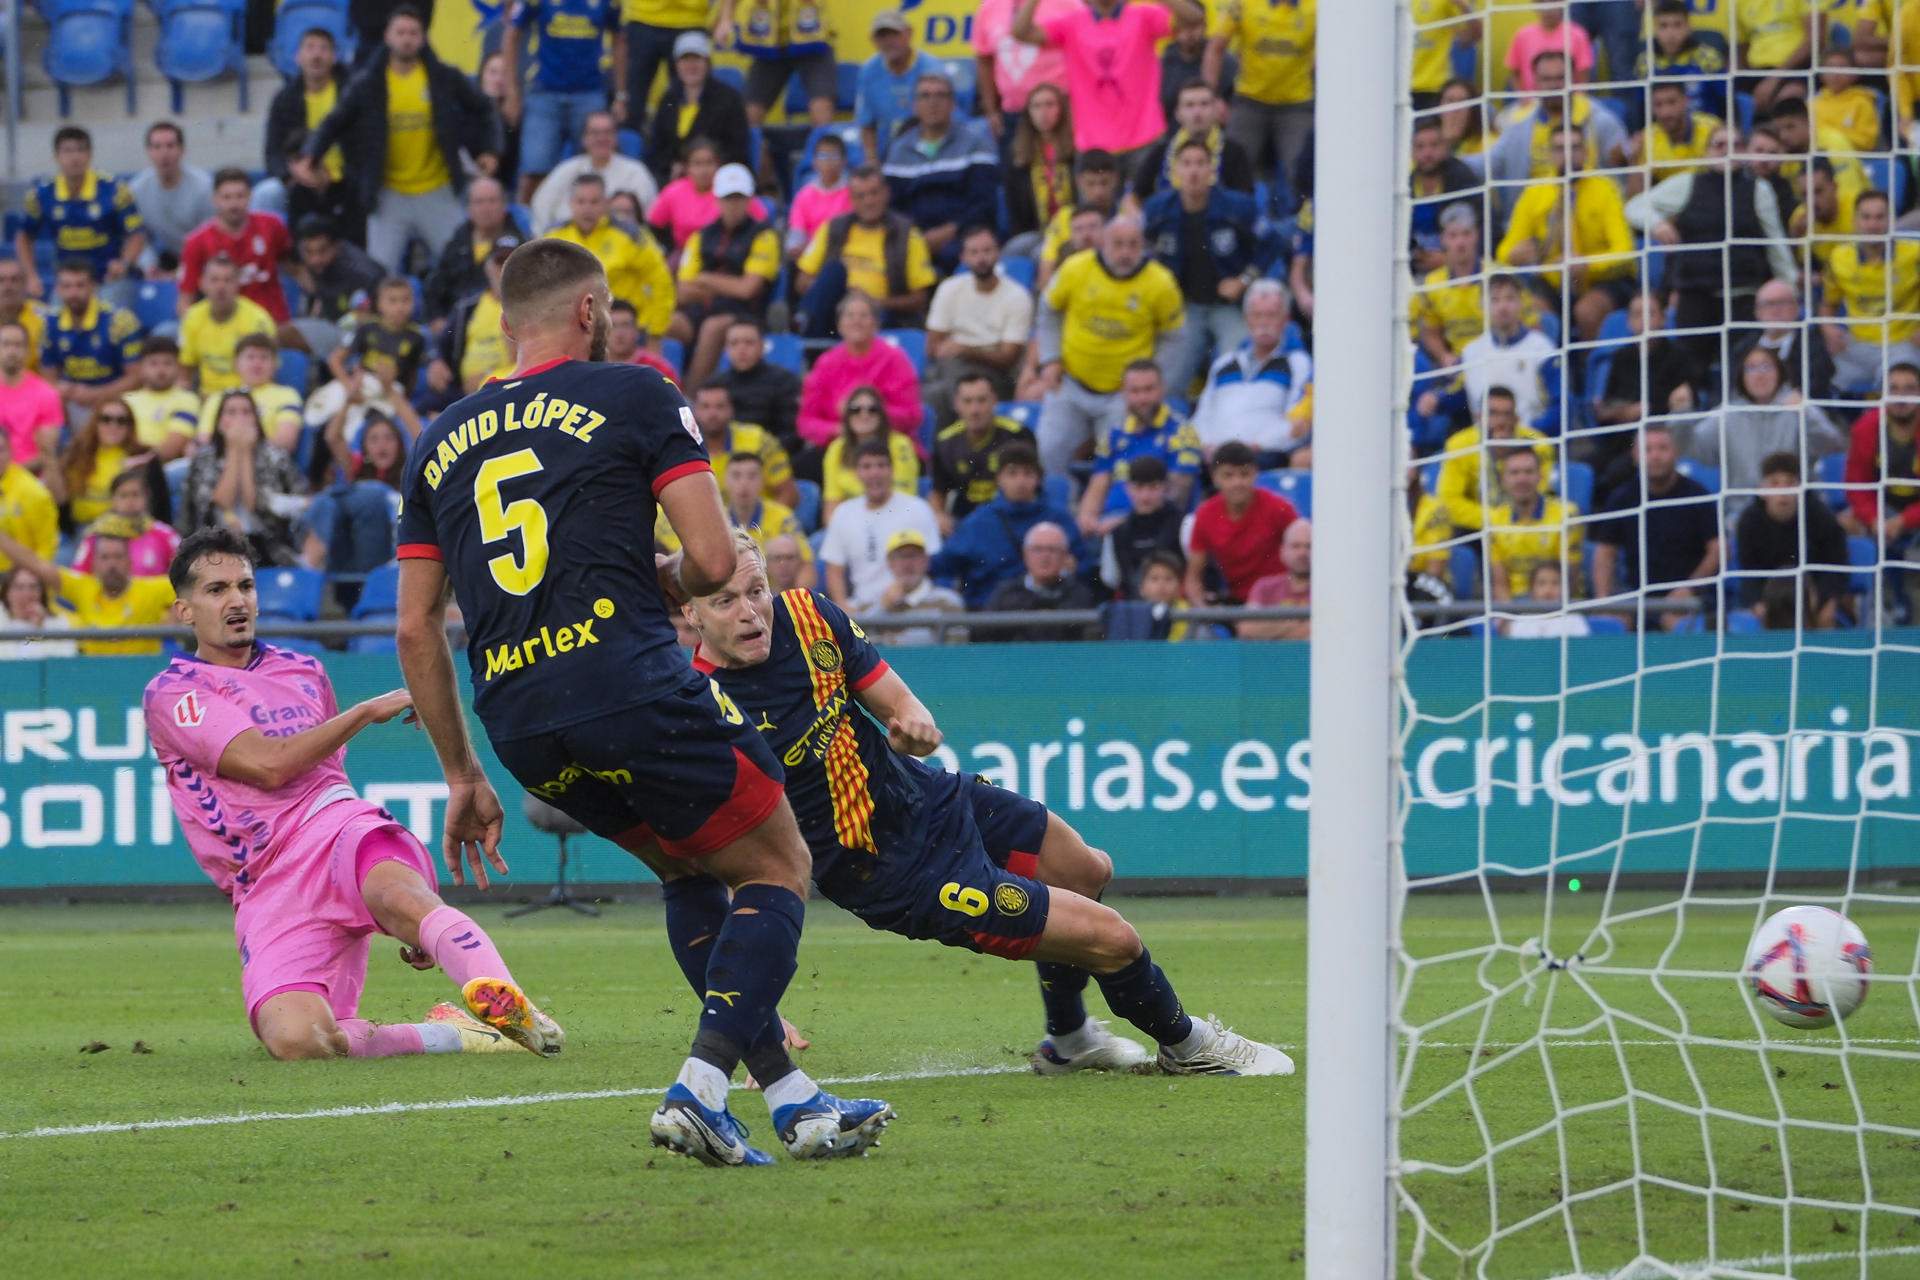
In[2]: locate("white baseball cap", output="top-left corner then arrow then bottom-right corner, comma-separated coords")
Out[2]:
714,163 -> 756,199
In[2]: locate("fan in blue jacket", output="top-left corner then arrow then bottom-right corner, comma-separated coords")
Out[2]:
930,444 -> 1087,609
881,72 -> 1001,274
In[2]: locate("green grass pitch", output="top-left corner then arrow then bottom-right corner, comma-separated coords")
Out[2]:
2,894 -> 1915,1278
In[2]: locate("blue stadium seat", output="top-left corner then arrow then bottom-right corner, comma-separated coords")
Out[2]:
154,0 -> 247,113
1000,256 -> 1036,292
793,478 -> 821,532
1042,472 -> 1071,511
131,279 -> 178,332
276,347 -> 311,394
256,566 -> 327,621
351,561 -> 400,618
1847,535 -> 1878,596
920,404 -> 937,455
347,625 -> 398,654
1586,615 -> 1627,635
617,128 -> 645,160
1817,450 -> 1849,511
509,202 -> 535,234
1101,601 -> 1158,641
1561,460 -> 1593,514
659,337 -> 685,375
43,0 -> 137,116
941,58 -> 977,115
997,401 -> 1040,433
714,65 -> 745,93
1676,458 -> 1720,493
881,328 -> 926,374
1449,543 -> 1481,599
1257,469 -> 1312,518
837,61 -> 860,112
1726,610 -> 1763,635
764,331 -> 804,374
271,0 -> 355,78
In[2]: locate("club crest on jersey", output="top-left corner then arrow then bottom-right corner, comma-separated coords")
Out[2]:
808,638 -> 842,672
679,405 -> 703,444
173,691 -> 206,728
995,883 -> 1030,917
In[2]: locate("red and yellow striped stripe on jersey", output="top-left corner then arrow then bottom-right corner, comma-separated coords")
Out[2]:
783,589 -> 876,854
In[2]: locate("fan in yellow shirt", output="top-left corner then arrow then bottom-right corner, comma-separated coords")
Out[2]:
1735,0 -> 1818,81
0,442 -> 58,571
1411,205 -> 1489,364
1634,83 -> 1724,190
1409,0 -> 1475,101
654,452 -> 815,587
384,60 -> 451,196
1819,190 -> 1920,387
122,336 -> 201,461
1812,50 -> 1884,151
1208,0 -> 1317,108
1485,448 -> 1582,602
179,257 -> 276,395
1435,389 -> 1556,533
1043,226 -> 1186,396
1495,124 -> 1634,337
545,173 -> 674,335
0,519 -> 174,655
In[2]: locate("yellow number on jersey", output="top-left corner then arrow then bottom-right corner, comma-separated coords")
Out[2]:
939,882 -> 989,918
474,450 -> 550,596
709,679 -> 745,726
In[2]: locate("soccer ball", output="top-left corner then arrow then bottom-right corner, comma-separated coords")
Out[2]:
1746,906 -> 1872,1030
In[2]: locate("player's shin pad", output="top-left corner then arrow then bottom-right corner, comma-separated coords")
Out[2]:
695,884 -> 804,1061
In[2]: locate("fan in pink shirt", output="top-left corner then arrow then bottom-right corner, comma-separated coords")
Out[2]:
0,320 -> 63,466
647,141 -> 770,251
796,293 -> 924,450
74,513 -> 180,578
975,0 -> 1079,119
1014,0 -> 1197,156
1504,11 -> 1593,91
787,135 -> 854,255
142,526 -> 565,1062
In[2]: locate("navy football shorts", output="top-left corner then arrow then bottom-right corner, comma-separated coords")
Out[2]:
490,669 -> 785,859
826,771 -> 1054,960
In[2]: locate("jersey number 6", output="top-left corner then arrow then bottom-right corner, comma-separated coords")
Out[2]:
474,450 -> 550,596
939,882 -> 989,918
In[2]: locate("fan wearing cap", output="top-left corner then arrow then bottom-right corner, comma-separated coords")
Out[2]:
647,31 -> 753,185
855,11 -> 945,164
866,526 -> 966,647
667,164 -> 782,384
545,172 -> 677,340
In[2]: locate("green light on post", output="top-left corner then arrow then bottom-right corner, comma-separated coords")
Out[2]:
1569,878 -> 1582,893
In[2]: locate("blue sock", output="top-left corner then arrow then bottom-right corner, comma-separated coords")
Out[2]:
662,876 -> 797,1085
690,883 -> 804,1075
1093,948 -> 1194,1047
1035,961 -> 1091,1037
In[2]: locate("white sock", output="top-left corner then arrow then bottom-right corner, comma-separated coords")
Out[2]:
1166,1020 -> 1214,1061
762,1069 -> 819,1116
417,1022 -> 463,1054
677,1057 -> 731,1110
1050,1019 -> 1102,1058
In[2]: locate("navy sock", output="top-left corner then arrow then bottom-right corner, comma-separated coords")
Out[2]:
1093,948 -> 1194,1047
691,883 -> 804,1074
1035,961 -> 1092,1037
664,876 -> 799,1084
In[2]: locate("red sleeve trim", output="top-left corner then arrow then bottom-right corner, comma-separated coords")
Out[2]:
395,543 -> 443,561
653,458 -> 714,496
851,659 -> 891,692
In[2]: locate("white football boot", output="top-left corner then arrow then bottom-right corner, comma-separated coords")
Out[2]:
1032,1017 -> 1152,1075
1156,1015 -> 1295,1076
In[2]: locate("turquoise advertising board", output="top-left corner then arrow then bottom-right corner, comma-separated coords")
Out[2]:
0,635 -> 1915,889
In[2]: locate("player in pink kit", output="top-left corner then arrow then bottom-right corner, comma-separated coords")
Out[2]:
144,527 -> 565,1061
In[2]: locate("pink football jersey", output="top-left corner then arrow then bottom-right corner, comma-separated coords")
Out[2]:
144,644 -> 354,899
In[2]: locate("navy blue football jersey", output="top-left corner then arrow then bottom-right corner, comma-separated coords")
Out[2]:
397,356 -> 713,740
695,588 -> 935,880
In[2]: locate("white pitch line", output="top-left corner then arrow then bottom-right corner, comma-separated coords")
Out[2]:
1547,1242 -> 1920,1279
0,1063 -> 1029,1141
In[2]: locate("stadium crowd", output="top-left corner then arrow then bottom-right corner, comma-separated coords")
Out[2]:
4,0 -> 1920,654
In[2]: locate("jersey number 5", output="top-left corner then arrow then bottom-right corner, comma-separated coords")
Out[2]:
475,450 -> 550,595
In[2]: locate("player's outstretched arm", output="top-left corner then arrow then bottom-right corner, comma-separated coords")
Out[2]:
657,470 -> 740,597
853,668 -> 944,758
394,557 -> 509,889
215,690 -> 416,792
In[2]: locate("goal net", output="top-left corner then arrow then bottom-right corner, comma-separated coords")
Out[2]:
1342,1 -> 1920,1276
